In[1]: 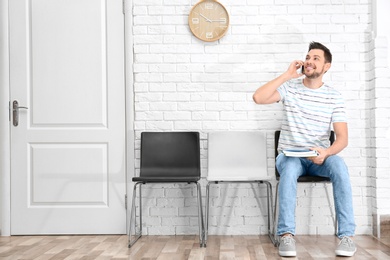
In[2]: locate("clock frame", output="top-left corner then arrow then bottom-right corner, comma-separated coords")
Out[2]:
188,0 -> 229,42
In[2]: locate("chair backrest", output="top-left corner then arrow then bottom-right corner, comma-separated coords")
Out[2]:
274,130 -> 335,178
140,132 -> 200,178
207,131 -> 268,181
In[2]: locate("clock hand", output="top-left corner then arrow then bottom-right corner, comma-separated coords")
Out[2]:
210,19 -> 227,22
199,13 -> 212,23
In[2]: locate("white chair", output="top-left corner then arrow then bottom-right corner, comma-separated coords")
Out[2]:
205,131 -> 275,246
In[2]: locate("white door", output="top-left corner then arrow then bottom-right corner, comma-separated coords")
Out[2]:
9,0 -> 126,234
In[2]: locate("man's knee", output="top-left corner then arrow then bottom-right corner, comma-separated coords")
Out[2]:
276,154 -> 303,179
325,155 -> 349,179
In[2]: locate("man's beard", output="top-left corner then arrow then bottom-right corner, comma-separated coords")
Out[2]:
304,67 -> 325,79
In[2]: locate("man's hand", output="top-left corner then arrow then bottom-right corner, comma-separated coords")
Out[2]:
284,60 -> 304,80
253,59 -> 304,105
307,147 -> 329,165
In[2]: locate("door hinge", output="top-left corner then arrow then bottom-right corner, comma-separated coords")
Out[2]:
125,194 -> 127,209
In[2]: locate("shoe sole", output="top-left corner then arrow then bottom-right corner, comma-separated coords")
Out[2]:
279,250 -> 297,257
335,249 -> 356,257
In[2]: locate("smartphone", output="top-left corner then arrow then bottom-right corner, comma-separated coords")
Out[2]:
301,65 -> 304,73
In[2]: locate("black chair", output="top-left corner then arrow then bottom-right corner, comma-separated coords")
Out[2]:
272,130 -> 336,245
128,132 -> 205,248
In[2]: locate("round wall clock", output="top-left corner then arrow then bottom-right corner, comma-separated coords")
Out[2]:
188,0 -> 229,42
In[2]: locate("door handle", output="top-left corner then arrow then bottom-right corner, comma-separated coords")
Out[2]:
12,100 -> 28,126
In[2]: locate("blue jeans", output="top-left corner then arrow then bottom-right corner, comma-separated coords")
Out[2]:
276,154 -> 356,238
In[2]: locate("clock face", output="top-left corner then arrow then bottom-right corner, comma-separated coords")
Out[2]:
188,0 -> 229,42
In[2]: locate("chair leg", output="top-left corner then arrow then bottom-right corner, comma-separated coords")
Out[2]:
196,182 -> 205,247
324,183 -> 338,236
204,182 -> 211,247
262,181 -> 277,246
128,182 -> 142,248
272,182 -> 280,247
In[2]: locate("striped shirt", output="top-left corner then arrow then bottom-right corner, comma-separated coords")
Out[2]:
277,79 -> 347,153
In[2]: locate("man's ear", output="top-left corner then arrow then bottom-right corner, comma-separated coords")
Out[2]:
324,62 -> 331,73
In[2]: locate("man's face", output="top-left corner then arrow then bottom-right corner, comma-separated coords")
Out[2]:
303,49 -> 331,79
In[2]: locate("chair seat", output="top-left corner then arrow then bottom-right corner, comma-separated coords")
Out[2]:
275,176 -> 331,182
207,176 -> 272,182
132,176 -> 200,183
298,176 -> 331,182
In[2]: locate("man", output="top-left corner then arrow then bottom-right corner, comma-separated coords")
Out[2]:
253,42 -> 356,257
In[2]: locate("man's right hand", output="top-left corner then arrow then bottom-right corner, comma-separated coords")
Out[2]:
253,60 -> 304,104
284,60 -> 304,80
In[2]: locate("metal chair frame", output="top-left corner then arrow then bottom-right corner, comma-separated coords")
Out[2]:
204,131 -> 276,246
128,132 -> 205,248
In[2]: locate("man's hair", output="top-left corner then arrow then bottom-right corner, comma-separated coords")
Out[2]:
308,41 -> 332,63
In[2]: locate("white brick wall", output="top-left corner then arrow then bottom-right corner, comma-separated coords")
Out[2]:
129,0 -> 380,236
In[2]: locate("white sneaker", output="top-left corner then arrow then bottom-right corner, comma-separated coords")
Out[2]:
278,235 -> 296,257
335,236 -> 357,256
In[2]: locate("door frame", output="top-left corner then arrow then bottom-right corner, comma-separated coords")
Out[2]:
0,0 -> 11,237
0,0 -> 134,236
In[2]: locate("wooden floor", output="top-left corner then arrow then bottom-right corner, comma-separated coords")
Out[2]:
1,235 -> 390,259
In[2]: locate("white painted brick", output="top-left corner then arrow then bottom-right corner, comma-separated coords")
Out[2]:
133,0 -> 161,5
135,111 -> 163,121
174,121 -> 202,130
143,217 -> 161,226
220,111 -> 247,121
133,44 -> 148,53
140,188 -> 165,198
134,121 -> 145,130
202,121 -> 230,130
148,6 -> 175,15
205,102 -> 234,111
157,198 -> 185,207
179,206 -> 199,217
163,73 -> 191,83
149,83 -> 175,92
150,206 -> 178,217
176,225 -> 199,235
258,5 -> 287,15
161,217 -> 189,226
178,102 -> 204,111
147,226 -> 175,235
192,112 -> 219,121
191,93 -> 219,102
133,26 -> 148,35
135,103 -> 149,111
145,121 -> 173,130
130,0 -> 385,236
163,93 -> 190,102
148,25 -> 175,35
133,6 -> 148,15
134,16 -> 162,25
164,54 -> 190,63
164,111 -> 191,121
288,5 -> 316,14
148,64 -> 175,73
149,102 -> 176,111
134,54 -> 163,63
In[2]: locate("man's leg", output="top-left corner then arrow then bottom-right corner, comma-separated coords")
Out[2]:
276,154 -> 306,257
276,154 -> 306,236
308,155 -> 356,256
308,155 -> 356,237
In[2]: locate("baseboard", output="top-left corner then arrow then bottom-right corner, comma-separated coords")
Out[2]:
373,214 -> 390,238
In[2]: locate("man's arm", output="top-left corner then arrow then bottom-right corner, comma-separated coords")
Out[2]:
253,60 -> 304,104
327,122 -> 348,155
310,122 -> 348,165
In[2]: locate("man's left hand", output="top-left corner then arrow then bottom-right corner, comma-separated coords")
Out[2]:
308,147 -> 328,165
